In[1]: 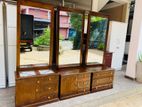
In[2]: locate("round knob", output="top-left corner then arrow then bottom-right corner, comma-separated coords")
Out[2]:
36,89 -> 38,92
37,81 -> 40,84
48,78 -> 51,81
48,87 -> 51,90
48,96 -> 51,99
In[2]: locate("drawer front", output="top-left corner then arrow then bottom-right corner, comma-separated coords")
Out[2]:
37,75 -> 59,83
93,71 -> 114,79
78,81 -> 90,89
36,93 -> 58,102
60,75 -> 78,98
36,83 -> 58,94
92,83 -> 113,91
78,73 -> 90,80
92,77 -> 113,87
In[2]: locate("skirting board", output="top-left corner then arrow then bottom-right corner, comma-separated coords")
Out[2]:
125,75 -> 136,80
0,85 -> 6,88
8,82 -> 15,87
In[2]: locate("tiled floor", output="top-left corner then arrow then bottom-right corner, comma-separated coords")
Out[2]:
0,70 -> 142,107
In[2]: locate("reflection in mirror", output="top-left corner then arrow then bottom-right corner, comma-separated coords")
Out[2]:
59,11 -> 83,65
20,6 -> 51,66
87,16 -> 108,64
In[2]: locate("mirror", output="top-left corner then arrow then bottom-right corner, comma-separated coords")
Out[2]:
18,2 -> 54,68
87,14 -> 108,64
58,10 -> 84,66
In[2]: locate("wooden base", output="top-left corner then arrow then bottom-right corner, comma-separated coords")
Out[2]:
20,98 -> 59,107
92,85 -> 113,92
60,91 -> 90,100
16,67 -> 114,107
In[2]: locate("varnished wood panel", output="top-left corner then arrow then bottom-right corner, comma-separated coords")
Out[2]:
60,75 -> 78,98
16,71 -> 59,107
91,69 -> 114,92
60,72 -> 91,99
16,77 -> 37,107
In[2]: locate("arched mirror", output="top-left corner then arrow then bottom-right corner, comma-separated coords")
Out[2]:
17,0 -> 54,70
56,7 -> 85,67
86,12 -> 109,65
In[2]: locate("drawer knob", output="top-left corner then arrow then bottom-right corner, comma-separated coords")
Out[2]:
84,89 -> 86,92
37,81 -> 40,84
48,87 -> 51,90
36,89 -> 38,92
48,78 -> 52,81
48,96 -> 51,99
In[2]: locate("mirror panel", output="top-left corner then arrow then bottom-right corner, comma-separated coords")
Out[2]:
20,5 -> 52,66
58,10 -> 83,66
87,15 -> 108,64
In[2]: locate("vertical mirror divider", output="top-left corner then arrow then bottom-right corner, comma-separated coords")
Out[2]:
103,14 -> 110,69
85,12 -> 91,65
55,7 -> 59,69
16,0 -> 21,71
80,11 -> 85,67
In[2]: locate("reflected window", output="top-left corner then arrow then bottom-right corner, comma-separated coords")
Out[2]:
87,16 -> 108,64
20,6 -> 51,66
59,11 -> 83,65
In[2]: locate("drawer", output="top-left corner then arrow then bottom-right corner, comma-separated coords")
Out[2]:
92,83 -> 113,91
78,87 -> 90,93
93,71 -> 114,79
78,81 -> 90,89
78,73 -> 90,79
37,75 -> 59,83
36,93 -> 58,102
92,77 -> 113,86
36,83 -> 58,94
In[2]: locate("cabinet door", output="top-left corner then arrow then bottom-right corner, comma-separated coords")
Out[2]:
60,75 -> 77,98
35,75 -> 59,102
16,77 -> 37,107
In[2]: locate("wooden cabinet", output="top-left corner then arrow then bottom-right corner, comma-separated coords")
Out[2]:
16,68 -> 115,106
16,71 -> 59,107
91,69 -> 114,92
60,70 -> 91,99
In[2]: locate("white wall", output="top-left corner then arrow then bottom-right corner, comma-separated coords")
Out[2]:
6,3 -> 17,86
126,0 -> 142,78
0,2 -> 6,88
107,21 -> 127,70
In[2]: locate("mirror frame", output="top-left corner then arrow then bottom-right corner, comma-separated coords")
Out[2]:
85,11 -> 109,67
56,7 -> 85,68
16,0 -> 55,71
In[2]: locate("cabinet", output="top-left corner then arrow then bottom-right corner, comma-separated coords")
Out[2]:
16,71 -> 59,107
91,69 -> 114,92
59,69 -> 91,99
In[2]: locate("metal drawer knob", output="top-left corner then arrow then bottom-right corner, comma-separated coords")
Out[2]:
48,96 -> 51,99
36,89 -> 38,92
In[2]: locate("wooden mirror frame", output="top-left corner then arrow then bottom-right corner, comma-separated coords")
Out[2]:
85,11 -> 110,67
56,7 -> 85,69
16,0 -> 55,71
